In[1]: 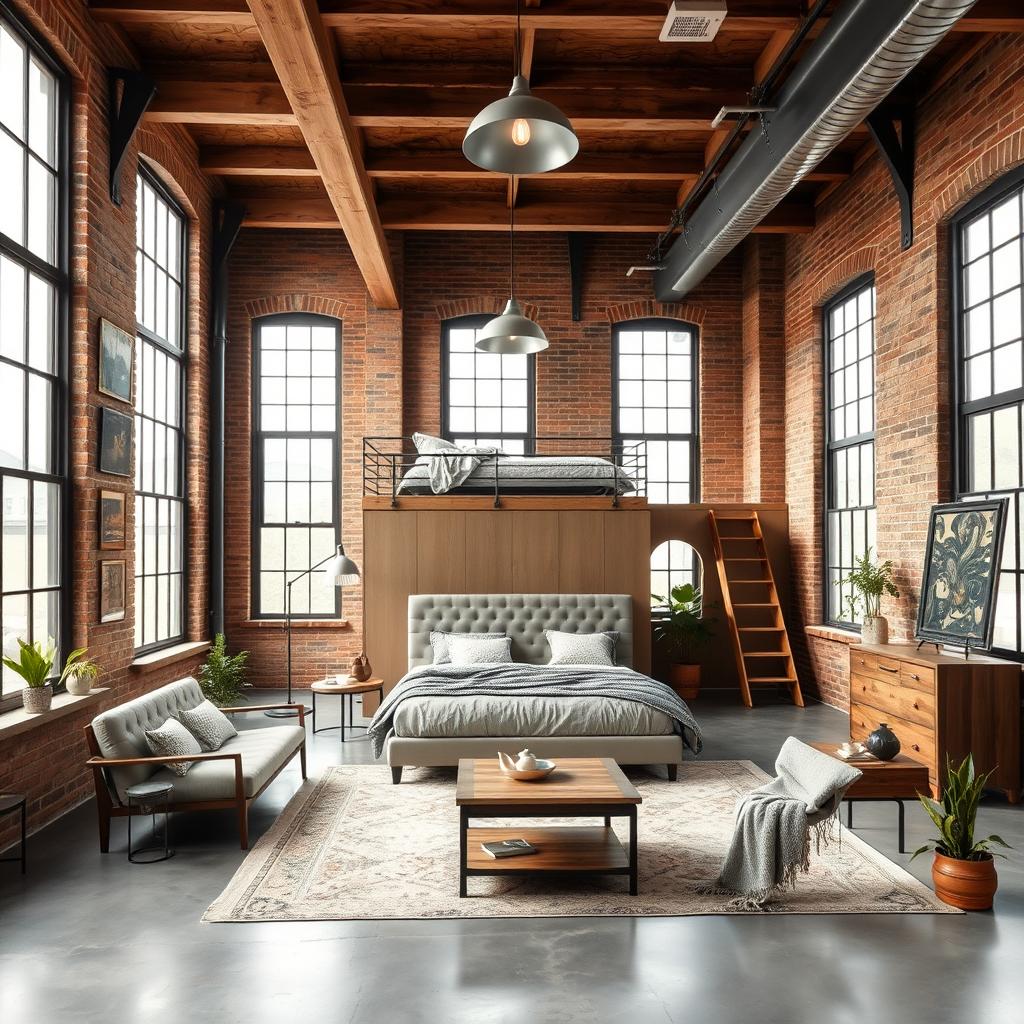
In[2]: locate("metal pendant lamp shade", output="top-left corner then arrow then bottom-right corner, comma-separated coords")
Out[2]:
476,297 -> 549,354
324,543 -> 360,587
463,75 -> 579,174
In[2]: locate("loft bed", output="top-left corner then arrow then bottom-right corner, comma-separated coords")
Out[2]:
363,435 -> 646,508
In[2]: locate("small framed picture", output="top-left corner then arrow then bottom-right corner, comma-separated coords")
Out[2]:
98,319 -> 134,403
99,407 -> 132,477
99,490 -> 126,550
99,559 -> 126,623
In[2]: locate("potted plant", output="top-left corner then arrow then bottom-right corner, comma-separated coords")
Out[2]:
912,754 -> 1010,910
837,547 -> 899,644
3,639 -> 97,713
651,583 -> 714,700
63,648 -> 101,696
199,633 -> 252,707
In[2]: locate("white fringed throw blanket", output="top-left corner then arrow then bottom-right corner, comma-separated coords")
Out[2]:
713,737 -> 862,910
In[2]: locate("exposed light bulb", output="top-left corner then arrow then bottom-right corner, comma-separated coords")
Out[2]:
511,118 -> 531,146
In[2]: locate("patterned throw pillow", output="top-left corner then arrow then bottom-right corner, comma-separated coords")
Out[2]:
144,718 -> 203,776
179,699 -> 238,752
545,630 -> 618,666
430,630 -> 507,664
447,634 -> 513,665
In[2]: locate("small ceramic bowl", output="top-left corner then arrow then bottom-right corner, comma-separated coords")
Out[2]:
500,759 -> 556,782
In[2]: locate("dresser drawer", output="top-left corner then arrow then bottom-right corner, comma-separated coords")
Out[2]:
851,673 -> 935,728
850,701 -> 937,777
849,648 -> 902,684
899,662 -> 935,693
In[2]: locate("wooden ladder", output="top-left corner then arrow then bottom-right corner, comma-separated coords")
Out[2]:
708,510 -> 804,709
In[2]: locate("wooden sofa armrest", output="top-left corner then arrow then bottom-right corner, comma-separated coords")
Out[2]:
220,703 -> 306,726
86,751 -> 246,803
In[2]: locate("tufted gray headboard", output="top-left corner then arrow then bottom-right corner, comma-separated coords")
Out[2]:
408,594 -> 633,671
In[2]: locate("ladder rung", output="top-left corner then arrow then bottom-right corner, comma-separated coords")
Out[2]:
733,602 -> 775,607
724,556 -> 767,561
743,651 -> 789,658
714,513 -> 756,520
738,626 -> 785,632
731,578 -> 773,584
720,535 -> 759,541
748,676 -> 799,684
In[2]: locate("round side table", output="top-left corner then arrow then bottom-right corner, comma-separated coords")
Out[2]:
311,677 -> 384,743
0,794 -> 27,874
126,781 -> 175,864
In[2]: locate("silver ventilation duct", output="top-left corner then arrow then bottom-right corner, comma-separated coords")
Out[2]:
653,0 -> 979,302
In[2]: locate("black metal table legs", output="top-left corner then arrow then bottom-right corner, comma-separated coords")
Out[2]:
845,797 -> 907,853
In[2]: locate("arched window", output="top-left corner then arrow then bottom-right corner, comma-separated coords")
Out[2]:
651,540 -> 702,611
952,166 -> 1024,656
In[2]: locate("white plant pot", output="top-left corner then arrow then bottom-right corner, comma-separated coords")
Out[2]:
862,616 -> 889,646
65,675 -> 93,696
22,684 -> 53,714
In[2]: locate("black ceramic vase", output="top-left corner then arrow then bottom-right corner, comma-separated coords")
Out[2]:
866,722 -> 901,761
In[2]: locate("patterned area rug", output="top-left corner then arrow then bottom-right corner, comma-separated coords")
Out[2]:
204,761 -> 957,921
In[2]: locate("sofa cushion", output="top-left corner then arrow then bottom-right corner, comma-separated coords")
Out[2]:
145,718 -> 203,776
179,699 -> 238,751
148,725 -> 305,802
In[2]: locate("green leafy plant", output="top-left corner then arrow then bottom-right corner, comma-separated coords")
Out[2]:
837,546 -> 899,621
651,583 -> 715,664
2,638 -> 96,689
912,754 -> 1011,862
199,634 -> 251,707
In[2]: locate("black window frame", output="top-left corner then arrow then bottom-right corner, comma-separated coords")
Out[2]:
611,316 -> 701,504
250,312 -> 343,620
133,164 -> 189,655
822,272 -> 877,630
951,163 -> 1024,661
0,0 -> 71,712
440,313 -> 537,453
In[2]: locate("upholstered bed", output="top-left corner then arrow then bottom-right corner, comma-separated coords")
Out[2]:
376,594 -> 700,782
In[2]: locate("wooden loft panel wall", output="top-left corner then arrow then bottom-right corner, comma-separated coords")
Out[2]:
363,507 -> 652,709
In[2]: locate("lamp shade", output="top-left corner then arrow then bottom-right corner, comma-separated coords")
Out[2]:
475,297 -> 549,354
463,75 -> 579,174
324,544 -> 360,586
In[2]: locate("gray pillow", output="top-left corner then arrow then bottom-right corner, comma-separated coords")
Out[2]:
179,699 -> 237,751
546,630 -> 618,667
430,630 -> 507,665
144,718 -> 203,776
448,635 -> 513,665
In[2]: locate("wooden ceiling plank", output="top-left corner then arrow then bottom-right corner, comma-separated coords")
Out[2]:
754,28 -> 793,85
200,144 -> 318,175
246,0 -> 398,308
144,80 -> 296,125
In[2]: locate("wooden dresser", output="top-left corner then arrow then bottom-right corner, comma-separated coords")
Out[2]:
848,643 -> 1021,802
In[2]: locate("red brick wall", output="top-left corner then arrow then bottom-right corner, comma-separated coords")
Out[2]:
785,33 -> 1024,706
0,0 -> 214,848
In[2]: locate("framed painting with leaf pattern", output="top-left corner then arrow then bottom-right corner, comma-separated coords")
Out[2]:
915,499 -> 1008,651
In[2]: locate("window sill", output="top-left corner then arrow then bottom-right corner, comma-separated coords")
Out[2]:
243,619 -> 351,630
131,640 -> 211,673
0,687 -> 110,742
806,625 -> 862,645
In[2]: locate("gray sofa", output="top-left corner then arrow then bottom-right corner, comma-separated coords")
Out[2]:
85,677 -> 306,850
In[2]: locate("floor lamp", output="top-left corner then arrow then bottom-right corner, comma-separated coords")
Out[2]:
265,543 -> 361,719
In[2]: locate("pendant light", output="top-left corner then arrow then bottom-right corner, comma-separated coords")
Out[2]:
462,0 -> 579,174
476,181 -> 548,355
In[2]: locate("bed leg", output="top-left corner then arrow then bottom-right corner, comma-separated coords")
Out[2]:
666,763 -> 678,782
391,766 -> 403,785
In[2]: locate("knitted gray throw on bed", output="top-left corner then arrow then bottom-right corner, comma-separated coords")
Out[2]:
713,737 -> 862,910
366,663 -> 703,758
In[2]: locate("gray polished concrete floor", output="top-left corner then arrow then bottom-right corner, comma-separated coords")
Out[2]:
2,691 -> 1023,1024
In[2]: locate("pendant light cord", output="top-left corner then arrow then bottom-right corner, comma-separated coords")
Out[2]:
509,178 -> 515,298
514,0 -> 521,77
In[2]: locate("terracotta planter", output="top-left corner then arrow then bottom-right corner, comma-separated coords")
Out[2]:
22,684 -> 53,714
669,663 -> 701,700
862,615 -> 889,645
932,852 -> 998,910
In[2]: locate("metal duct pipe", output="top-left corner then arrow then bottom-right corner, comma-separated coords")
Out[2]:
653,0 -> 978,302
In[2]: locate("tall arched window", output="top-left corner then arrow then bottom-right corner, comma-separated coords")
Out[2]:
953,167 -> 1024,656
251,313 -> 342,618
612,318 -> 698,503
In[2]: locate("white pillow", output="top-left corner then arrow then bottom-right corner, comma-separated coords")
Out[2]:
413,431 -> 462,455
144,718 -> 203,776
179,699 -> 237,751
448,634 -> 513,665
546,630 -> 617,666
430,630 -> 507,665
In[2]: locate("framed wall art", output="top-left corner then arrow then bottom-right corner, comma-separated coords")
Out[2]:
99,407 -> 132,477
99,559 -> 126,623
98,319 -> 134,403
915,499 -> 1008,652
99,490 -> 126,549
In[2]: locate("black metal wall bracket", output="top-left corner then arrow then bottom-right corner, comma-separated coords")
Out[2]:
568,232 -> 586,322
866,106 -> 915,250
108,68 -> 157,206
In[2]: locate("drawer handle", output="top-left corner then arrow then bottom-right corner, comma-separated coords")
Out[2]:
879,665 -> 898,673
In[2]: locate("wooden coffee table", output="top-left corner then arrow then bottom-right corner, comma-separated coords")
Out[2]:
810,741 -> 930,853
455,757 -> 642,898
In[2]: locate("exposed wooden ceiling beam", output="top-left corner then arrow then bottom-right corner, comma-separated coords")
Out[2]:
200,145 -> 319,175
754,28 -> 793,84
246,0 -> 398,308
238,194 -> 814,233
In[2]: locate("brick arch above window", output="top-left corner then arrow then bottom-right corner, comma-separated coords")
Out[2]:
244,295 -> 353,320
932,129 -> 1024,225
811,249 -> 880,309
434,297 -> 538,321
605,300 -> 705,326
138,136 -> 204,220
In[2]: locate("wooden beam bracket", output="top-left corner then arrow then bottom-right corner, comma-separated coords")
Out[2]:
108,67 -> 157,205
568,233 -> 585,322
866,105 -> 915,250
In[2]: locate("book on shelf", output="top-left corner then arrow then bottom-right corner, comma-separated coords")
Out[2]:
480,838 -> 538,859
